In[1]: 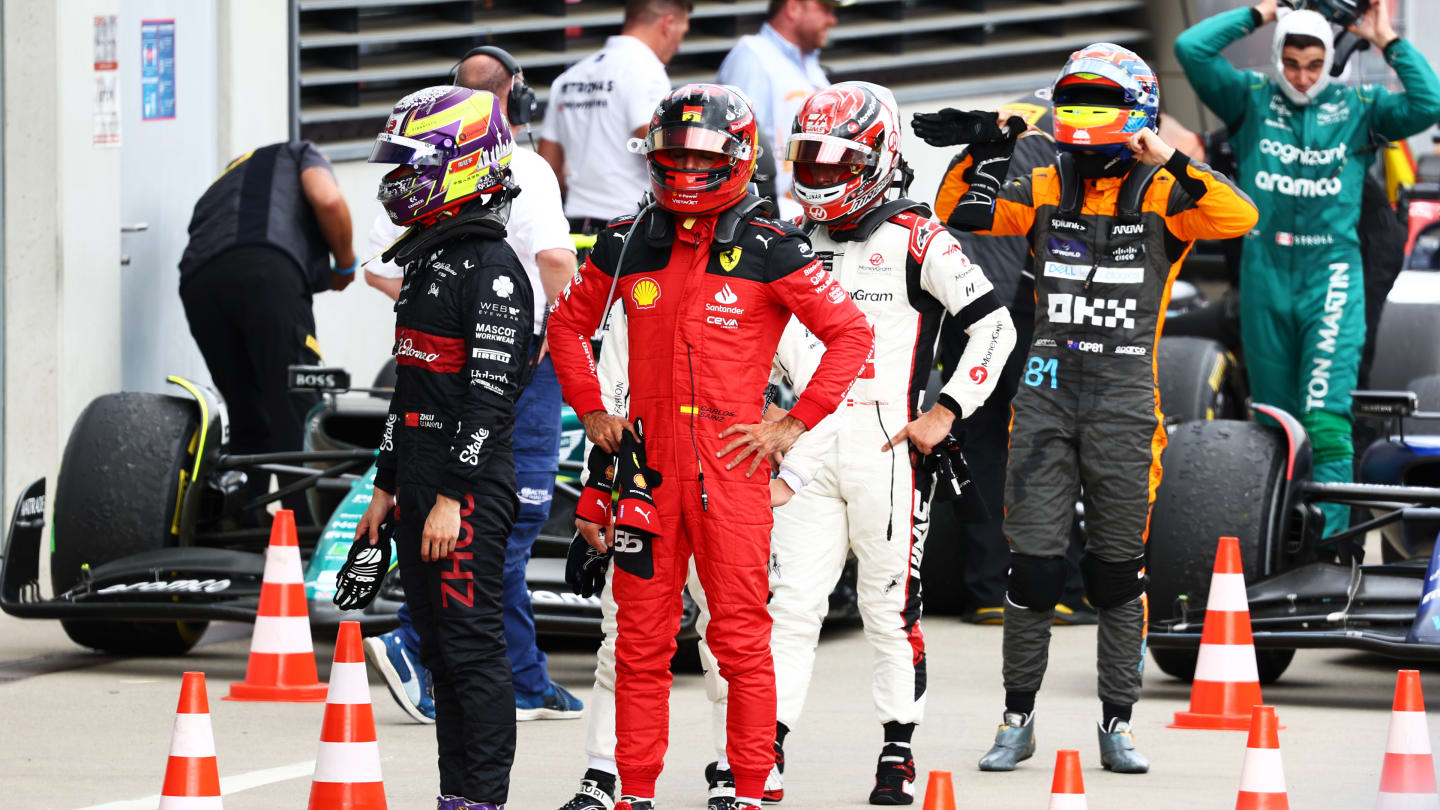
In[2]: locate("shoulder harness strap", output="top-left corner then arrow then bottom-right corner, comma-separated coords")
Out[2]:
1056,152 -> 1084,219
1116,163 -> 1161,223
827,197 -> 931,243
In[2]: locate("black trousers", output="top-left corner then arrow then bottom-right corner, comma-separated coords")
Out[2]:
179,246 -> 320,523
396,481 -> 517,803
940,293 -> 1085,610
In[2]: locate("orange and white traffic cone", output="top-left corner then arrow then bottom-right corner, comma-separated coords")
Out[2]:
1235,705 -> 1289,810
308,621 -> 387,809
227,509 -> 327,702
920,770 -> 956,810
160,671 -> 223,809
1171,536 -> 1265,731
1048,749 -> 1085,810
1376,670 -> 1440,809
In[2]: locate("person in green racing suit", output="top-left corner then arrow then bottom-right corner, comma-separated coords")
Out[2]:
1175,0 -> 1440,537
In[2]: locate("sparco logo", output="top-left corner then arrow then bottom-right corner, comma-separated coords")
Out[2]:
1254,171 -> 1342,198
1049,218 -> 1084,231
97,578 -> 232,595
850,290 -> 894,302
1047,294 -> 1137,329
397,338 -> 440,363
459,427 -> 490,465
1114,345 -> 1147,356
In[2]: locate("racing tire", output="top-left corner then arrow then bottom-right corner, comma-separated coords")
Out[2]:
51,392 -> 208,655
1147,419 -> 1294,684
1156,337 -> 1240,424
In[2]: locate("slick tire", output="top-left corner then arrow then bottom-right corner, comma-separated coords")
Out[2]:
51,393 -> 207,655
1156,337 -> 1241,425
1147,419 -> 1294,684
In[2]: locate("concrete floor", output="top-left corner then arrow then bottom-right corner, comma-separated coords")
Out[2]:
2,611 -> 1435,809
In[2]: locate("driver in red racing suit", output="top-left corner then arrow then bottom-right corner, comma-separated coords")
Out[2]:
547,83 -> 873,810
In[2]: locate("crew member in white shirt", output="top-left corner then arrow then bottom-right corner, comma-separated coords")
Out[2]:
715,0 -> 848,220
363,48 -> 582,726
538,0 -> 691,233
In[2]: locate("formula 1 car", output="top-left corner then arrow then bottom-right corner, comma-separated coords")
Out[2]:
0,366 -> 668,655
1147,211 -> 1440,683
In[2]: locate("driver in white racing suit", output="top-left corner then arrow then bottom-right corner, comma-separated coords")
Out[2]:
766,81 -> 1017,805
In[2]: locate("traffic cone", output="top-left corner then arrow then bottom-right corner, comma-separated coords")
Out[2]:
160,671 -> 223,809
1235,705 -> 1289,809
1048,749 -> 1085,810
1171,536 -> 1264,730
921,770 -> 956,810
1376,670 -> 1440,809
227,509 -> 327,702
308,621 -> 387,809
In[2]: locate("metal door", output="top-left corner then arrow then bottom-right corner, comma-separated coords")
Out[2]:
117,0 -> 217,392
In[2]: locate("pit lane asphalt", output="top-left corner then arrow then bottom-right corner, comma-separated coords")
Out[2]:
2,611 -> 1435,809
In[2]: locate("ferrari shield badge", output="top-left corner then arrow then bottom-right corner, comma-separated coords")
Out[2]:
719,246 -> 742,273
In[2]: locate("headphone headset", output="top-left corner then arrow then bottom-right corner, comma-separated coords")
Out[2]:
450,45 -> 537,126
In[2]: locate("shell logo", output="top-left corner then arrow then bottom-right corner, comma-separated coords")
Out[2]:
633,474 -> 647,488
632,277 -> 661,309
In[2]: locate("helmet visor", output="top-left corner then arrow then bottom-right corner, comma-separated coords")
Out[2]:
369,132 -> 446,167
784,134 -> 877,170
645,125 -> 753,161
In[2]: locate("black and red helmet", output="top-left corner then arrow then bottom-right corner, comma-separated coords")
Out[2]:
638,84 -> 759,214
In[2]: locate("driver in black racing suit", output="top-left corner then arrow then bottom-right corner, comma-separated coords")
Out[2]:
356,86 -> 535,810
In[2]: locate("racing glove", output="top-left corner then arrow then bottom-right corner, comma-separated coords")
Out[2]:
925,432 -> 990,523
613,418 -> 662,579
565,529 -> 612,597
576,443 -> 618,526
912,111 -> 1026,232
333,521 -> 394,611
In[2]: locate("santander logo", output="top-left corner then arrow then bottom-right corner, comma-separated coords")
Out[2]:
714,284 -> 739,305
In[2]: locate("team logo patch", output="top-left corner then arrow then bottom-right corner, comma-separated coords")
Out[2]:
681,105 -> 703,122
631,277 -> 661,309
969,366 -> 988,384
719,246 -> 742,273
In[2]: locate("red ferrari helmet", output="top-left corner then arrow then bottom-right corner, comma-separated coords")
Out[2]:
786,82 -> 901,224
639,84 -> 759,214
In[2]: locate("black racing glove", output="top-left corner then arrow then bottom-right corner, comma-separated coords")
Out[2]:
613,418 -> 662,579
926,432 -> 990,523
949,115 -> 1027,233
565,529 -> 612,597
575,443 -> 617,526
614,418 -> 663,539
910,108 -> 1011,148
333,522 -> 393,611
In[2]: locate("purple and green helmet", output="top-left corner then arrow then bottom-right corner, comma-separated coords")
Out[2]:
369,86 -> 514,227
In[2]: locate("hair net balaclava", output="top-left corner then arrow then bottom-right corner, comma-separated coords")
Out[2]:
1273,9 -> 1335,106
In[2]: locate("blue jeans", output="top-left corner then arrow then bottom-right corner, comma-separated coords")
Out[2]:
505,355 -> 562,697
395,355 -> 561,699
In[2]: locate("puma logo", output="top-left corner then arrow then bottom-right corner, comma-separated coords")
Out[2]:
754,233 -> 773,248
632,505 -> 654,524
